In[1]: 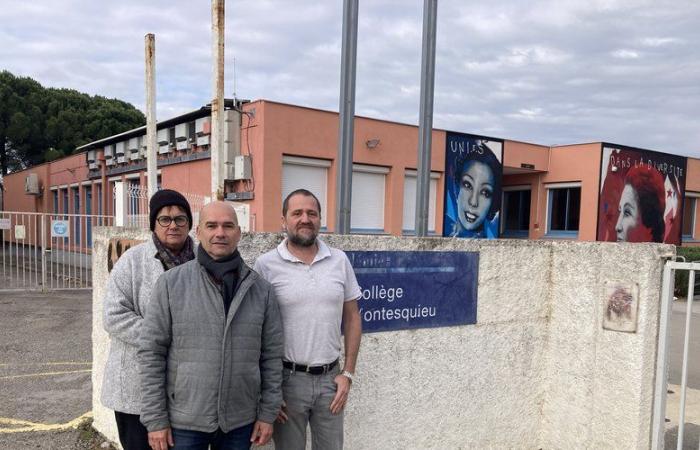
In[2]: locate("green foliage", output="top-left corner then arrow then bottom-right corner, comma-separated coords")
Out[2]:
677,246 -> 700,262
0,70 -> 145,175
43,147 -> 64,162
674,246 -> 700,296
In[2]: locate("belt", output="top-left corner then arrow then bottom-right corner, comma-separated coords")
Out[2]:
283,359 -> 338,375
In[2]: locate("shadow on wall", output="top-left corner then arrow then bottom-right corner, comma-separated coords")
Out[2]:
666,423 -> 700,450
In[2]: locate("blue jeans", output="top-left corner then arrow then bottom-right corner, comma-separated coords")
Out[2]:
171,423 -> 254,450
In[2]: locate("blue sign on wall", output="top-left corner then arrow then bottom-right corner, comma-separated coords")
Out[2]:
346,251 -> 479,333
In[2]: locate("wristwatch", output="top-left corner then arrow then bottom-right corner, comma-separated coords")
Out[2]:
341,370 -> 354,383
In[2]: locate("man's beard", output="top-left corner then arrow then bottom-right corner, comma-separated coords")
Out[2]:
288,227 -> 317,247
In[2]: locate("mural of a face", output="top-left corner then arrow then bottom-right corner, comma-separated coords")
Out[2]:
615,184 -> 639,242
457,160 -> 494,231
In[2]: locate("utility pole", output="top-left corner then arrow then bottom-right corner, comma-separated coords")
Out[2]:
335,0 -> 359,234
415,0 -> 438,236
144,33 -> 157,199
211,0 -> 225,200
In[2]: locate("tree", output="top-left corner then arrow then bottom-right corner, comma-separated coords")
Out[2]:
0,71 -> 145,175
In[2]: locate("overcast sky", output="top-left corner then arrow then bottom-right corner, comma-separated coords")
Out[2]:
2,0 -> 699,158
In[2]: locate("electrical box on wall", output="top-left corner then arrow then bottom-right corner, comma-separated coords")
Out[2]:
129,137 -> 141,160
228,201 -> 251,232
226,191 -> 254,201
25,173 -> 40,195
233,155 -> 252,180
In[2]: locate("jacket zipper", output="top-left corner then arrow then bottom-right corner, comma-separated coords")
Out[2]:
203,266 -> 257,422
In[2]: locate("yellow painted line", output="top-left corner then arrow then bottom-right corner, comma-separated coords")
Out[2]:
0,369 -> 91,380
0,362 -> 91,366
0,412 -> 92,433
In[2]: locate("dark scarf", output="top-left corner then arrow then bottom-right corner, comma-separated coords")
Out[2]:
197,244 -> 242,314
153,234 -> 195,271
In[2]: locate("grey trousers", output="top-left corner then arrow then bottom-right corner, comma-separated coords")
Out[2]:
273,367 -> 343,450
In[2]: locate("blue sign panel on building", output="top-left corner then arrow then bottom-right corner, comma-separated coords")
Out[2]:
346,251 -> 479,333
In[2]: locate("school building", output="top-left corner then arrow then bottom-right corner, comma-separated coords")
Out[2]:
2,98 -> 699,246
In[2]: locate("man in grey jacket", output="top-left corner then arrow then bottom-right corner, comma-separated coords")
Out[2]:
139,201 -> 283,450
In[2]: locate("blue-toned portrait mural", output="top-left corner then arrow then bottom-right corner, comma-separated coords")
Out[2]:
443,132 -> 503,238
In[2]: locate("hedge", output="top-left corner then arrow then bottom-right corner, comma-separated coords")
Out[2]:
674,246 -> 700,296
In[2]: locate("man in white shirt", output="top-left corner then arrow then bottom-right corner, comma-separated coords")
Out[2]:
254,189 -> 362,450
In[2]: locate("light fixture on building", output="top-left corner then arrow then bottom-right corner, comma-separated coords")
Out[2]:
365,138 -> 380,149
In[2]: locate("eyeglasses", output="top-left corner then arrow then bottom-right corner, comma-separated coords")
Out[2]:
157,215 -> 188,227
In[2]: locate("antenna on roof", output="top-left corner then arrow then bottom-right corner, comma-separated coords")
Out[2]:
232,57 -> 237,103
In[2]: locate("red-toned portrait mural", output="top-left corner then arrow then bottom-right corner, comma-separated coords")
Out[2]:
598,145 -> 687,244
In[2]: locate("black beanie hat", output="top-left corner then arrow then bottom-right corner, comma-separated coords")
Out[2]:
149,189 -> 193,231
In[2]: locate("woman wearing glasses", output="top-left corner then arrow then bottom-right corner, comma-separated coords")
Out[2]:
101,189 -> 195,450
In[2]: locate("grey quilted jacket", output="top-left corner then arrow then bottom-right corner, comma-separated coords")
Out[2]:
138,257 -> 284,433
101,238 -> 163,414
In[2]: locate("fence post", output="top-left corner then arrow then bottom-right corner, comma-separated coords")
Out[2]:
115,182 -> 128,227
41,214 -> 47,292
652,261 -> 675,450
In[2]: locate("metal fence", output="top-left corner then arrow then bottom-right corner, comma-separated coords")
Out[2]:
0,211 -> 113,291
652,259 -> 700,450
116,183 -> 209,229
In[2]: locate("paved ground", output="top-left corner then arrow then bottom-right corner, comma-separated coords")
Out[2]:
0,290 -> 113,450
669,299 -> 700,389
666,384 -> 700,450
0,289 -> 697,449
665,299 -> 700,448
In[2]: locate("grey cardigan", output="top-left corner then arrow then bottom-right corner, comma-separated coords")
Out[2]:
138,257 -> 284,433
101,238 -> 165,414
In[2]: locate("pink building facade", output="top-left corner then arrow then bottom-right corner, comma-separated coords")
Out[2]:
3,99 -> 699,246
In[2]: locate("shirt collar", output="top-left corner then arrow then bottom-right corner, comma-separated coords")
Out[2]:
277,237 -> 331,264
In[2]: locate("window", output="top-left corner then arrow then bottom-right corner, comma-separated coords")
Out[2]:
682,194 -> 698,240
73,187 -> 80,244
62,189 -> 69,216
110,181 -> 118,217
128,179 -> 141,217
546,183 -> 581,237
85,186 -> 93,247
351,164 -> 388,233
502,188 -> 531,237
402,170 -> 439,234
96,183 -> 103,218
52,190 -> 59,214
282,156 -> 330,228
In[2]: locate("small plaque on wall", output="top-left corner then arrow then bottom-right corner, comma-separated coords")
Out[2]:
602,281 -> 639,333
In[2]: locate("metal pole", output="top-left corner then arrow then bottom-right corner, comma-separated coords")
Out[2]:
40,214 -> 46,292
211,0 -> 225,201
677,269 -> 696,449
335,0 -> 359,234
145,34 -> 158,199
651,262 -> 675,450
415,0 -> 438,237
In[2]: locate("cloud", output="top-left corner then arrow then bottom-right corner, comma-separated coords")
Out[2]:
0,0 -> 699,159
611,49 -> 640,59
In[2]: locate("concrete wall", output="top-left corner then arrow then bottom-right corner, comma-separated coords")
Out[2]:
92,229 -> 672,449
